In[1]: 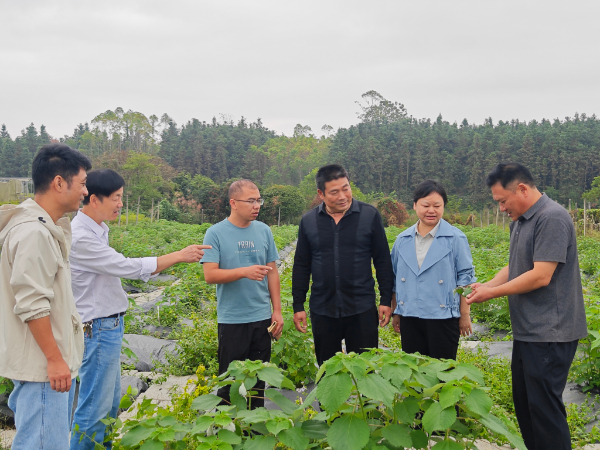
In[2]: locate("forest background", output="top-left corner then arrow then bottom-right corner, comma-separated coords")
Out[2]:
2,91 -> 600,224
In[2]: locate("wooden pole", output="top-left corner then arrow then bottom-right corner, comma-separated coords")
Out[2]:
583,200 -> 587,236
495,207 -> 499,227
136,196 -> 140,225
480,210 -> 483,228
568,199 -> 572,211
201,209 -> 204,224
151,199 -> 154,223
503,213 -> 505,231
278,207 -> 281,227
126,195 -> 129,226
471,213 -> 474,228
487,209 -> 490,227
118,205 -> 122,226
157,200 -> 160,221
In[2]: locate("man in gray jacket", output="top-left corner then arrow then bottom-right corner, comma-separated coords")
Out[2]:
0,144 -> 91,450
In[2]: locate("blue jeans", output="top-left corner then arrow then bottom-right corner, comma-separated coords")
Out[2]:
8,378 -> 76,450
70,315 -> 124,450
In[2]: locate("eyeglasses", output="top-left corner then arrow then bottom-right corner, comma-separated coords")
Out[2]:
233,198 -> 264,206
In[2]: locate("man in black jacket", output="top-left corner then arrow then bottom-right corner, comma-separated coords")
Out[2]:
292,164 -> 394,365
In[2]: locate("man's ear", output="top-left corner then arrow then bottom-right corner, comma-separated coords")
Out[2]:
317,189 -> 325,200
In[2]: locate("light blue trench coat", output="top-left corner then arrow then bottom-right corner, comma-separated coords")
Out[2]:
391,219 -> 476,319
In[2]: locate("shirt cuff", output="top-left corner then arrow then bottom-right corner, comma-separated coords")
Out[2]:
140,257 -> 158,282
23,310 -> 51,322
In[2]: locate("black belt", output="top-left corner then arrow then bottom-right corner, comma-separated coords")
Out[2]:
105,311 -> 126,319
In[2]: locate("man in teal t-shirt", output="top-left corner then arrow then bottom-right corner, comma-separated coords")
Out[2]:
202,179 -> 283,408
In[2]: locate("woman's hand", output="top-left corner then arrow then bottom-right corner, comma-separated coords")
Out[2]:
392,315 -> 400,333
459,314 -> 472,337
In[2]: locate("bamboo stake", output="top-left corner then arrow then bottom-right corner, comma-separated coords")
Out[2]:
136,196 -> 140,225
495,207 -> 499,227
157,200 -> 160,221
151,199 -> 154,224
126,195 -> 129,226
584,200 -> 587,236
278,207 -> 281,227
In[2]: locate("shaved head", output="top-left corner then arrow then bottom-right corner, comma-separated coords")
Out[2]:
228,179 -> 258,199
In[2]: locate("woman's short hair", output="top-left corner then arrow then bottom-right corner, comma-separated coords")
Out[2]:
413,180 -> 448,205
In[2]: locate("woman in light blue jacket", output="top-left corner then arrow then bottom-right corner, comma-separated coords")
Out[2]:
391,180 -> 476,360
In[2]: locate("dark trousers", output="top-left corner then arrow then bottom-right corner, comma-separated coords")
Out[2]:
217,318 -> 272,409
399,315 -> 460,360
512,340 -> 578,450
311,306 -> 379,366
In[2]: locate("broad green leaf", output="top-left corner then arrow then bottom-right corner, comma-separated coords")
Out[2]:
342,357 -> 367,379
450,418 -> 471,434
250,422 -> 269,435
242,435 -> 278,450
381,423 -> 412,447
214,413 -> 233,427
158,416 -> 177,427
422,402 -> 457,434
423,382 -> 446,398
139,439 -> 163,450
316,372 -> 353,412
218,429 -> 242,445
327,414 -> 370,450
237,408 -> 271,423
394,397 -> 421,424
465,388 -> 493,416
278,427 -> 310,450
244,376 -> 257,390
230,381 -> 248,411
453,286 -> 472,296
265,389 -> 297,414
256,367 -> 284,387
157,428 -> 175,442
356,373 -> 397,407
431,439 -> 464,450
192,394 -> 223,411
301,420 -> 329,439
439,385 -> 463,409
119,395 -> 133,410
414,371 -> 439,388
265,417 -> 292,435
281,376 -> 296,390
190,415 -> 215,434
479,414 -> 527,450
381,363 -> 412,388
437,363 -> 484,385
410,429 -> 429,449
120,425 -> 154,446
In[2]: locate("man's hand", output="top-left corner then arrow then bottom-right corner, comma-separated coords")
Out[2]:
178,244 -> 212,263
459,314 -> 472,336
47,356 -> 71,392
392,315 -> 400,333
271,311 -> 284,338
245,265 -> 272,281
379,305 -> 392,327
466,284 -> 497,304
293,311 -> 308,333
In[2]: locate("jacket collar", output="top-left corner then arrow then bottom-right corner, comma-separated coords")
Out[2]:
317,198 -> 360,216
397,219 -> 454,275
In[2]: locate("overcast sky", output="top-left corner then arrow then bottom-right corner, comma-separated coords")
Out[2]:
1,0 -> 599,139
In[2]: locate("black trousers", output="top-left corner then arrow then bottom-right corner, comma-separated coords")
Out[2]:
399,315 -> 460,360
311,306 -> 379,366
217,318 -> 272,409
512,340 -> 578,450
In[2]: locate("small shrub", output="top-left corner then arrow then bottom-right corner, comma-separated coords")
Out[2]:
377,197 -> 409,227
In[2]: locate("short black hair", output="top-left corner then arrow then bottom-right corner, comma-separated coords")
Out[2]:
32,144 -> 92,194
413,179 -> 448,205
486,163 -> 535,189
82,169 -> 125,205
316,164 -> 349,193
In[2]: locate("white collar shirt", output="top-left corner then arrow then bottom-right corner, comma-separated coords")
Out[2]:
70,211 -> 157,322
414,220 -> 441,269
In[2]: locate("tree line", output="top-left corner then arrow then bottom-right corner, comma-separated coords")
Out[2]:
2,92 -> 600,210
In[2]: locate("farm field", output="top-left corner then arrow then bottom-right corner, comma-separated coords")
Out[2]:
3,220 -> 600,448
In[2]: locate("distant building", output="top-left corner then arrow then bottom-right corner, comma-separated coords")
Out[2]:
0,178 -> 33,202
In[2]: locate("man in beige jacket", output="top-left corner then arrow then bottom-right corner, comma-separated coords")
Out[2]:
0,143 -> 91,450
